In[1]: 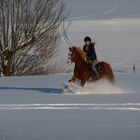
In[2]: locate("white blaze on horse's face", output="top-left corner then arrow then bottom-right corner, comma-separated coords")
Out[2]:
67,47 -> 76,64
67,51 -> 72,64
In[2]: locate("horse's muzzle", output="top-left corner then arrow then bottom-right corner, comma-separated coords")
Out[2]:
67,58 -> 72,64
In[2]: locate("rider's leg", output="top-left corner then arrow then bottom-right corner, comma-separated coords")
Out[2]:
92,66 -> 99,80
92,60 -> 99,80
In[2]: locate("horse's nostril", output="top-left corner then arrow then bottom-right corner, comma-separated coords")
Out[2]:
67,58 -> 72,64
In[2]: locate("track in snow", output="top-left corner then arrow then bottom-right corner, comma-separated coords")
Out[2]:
0,103 -> 140,111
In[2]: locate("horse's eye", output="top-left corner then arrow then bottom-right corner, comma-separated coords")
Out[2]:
71,52 -> 75,58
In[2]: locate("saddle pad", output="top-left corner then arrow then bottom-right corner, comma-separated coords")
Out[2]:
95,63 -> 103,72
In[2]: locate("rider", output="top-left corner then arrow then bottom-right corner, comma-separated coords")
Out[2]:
83,36 -> 99,80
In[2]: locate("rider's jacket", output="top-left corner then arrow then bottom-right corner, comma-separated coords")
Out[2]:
83,42 -> 97,61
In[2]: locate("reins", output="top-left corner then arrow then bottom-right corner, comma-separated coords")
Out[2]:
61,21 -> 73,48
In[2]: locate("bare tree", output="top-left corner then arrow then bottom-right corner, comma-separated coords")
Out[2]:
0,0 -> 66,76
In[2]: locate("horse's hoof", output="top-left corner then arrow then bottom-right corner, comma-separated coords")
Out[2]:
63,86 -> 68,93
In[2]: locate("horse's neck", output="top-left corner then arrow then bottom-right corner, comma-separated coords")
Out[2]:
75,55 -> 87,69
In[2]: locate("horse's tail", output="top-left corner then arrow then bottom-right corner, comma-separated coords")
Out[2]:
98,61 -> 115,84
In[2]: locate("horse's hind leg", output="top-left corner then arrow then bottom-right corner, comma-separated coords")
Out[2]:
108,76 -> 116,85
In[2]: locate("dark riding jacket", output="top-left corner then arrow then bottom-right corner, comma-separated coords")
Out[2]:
83,42 -> 97,61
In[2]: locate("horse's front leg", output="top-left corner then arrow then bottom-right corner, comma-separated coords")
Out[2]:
63,76 -> 78,92
80,80 -> 86,87
68,76 -> 78,83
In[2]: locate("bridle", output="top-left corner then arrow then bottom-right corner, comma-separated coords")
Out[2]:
61,21 -> 88,65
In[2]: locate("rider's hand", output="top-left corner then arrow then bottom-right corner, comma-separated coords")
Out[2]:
88,60 -> 93,64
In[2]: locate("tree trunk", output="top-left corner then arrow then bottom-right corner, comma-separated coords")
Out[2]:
2,51 -> 14,76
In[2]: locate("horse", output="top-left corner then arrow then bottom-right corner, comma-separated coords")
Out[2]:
64,46 -> 115,92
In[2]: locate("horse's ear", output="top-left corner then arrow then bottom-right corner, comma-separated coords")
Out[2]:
69,47 -> 76,52
73,47 -> 77,52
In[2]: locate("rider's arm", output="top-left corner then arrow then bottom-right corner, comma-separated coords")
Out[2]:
90,45 -> 97,61
83,45 -> 86,52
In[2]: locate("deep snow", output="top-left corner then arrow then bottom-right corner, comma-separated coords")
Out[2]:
0,72 -> 140,140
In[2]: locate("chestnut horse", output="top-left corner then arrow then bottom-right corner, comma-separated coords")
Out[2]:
64,47 -> 115,91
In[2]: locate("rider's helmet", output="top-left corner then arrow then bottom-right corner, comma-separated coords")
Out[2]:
84,36 -> 91,42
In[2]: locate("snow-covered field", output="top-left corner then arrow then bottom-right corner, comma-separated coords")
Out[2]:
58,18 -> 140,73
1,0 -> 140,140
0,72 -> 140,140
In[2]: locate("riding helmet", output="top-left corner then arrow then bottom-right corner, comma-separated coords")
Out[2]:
84,36 -> 91,42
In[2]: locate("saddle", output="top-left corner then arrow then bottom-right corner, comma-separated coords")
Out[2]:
95,62 -> 103,73
88,62 -> 103,73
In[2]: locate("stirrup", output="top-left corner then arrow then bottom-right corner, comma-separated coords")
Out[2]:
95,71 -> 99,80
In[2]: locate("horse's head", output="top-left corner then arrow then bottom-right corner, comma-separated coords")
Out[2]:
67,46 -> 87,64
67,46 -> 77,64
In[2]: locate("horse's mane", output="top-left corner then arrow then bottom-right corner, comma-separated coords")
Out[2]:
75,47 -> 86,61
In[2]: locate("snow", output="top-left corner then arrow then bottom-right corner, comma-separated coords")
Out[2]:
0,72 -> 140,140
1,0 -> 140,139
58,18 -> 140,73
66,0 -> 140,20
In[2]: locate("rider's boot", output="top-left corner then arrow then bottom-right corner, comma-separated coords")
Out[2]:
91,64 -> 99,80
94,70 -> 99,80
90,70 -> 99,80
